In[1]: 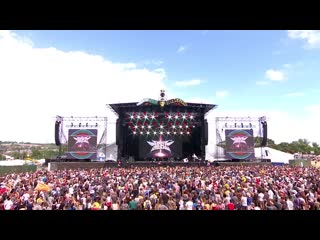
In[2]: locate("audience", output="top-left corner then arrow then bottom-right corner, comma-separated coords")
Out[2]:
1,165 -> 319,210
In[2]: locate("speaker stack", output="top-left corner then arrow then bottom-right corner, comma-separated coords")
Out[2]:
55,120 -> 61,146
261,121 -> 268,147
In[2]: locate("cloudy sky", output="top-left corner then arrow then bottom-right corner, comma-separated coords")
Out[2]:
0,30 -> 319,145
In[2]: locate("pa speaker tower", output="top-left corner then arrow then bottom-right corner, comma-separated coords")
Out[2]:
55,121 -> 61,146
261,121 -> 268,147
116,119 -> 121,145
204,119 -> 208,145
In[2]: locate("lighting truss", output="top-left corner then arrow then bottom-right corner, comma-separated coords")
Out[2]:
125,111 -> 201,136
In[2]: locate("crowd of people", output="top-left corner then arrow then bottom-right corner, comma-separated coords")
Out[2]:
1,165 -> 320,210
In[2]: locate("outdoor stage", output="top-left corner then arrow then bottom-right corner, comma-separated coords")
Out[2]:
108,91 -> 217,162
53,90 -> 268,165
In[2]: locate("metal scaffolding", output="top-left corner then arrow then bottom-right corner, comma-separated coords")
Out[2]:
215,116 -> 266,160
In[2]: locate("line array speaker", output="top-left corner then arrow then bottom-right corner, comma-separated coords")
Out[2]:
261,122 -> 268,147
55,121 -> 61,146
204,119 -> 208,145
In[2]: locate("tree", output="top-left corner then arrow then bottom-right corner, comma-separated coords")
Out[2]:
31,149 -> 42,159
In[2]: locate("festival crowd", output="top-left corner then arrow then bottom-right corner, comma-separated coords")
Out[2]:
1,165 -> 320,210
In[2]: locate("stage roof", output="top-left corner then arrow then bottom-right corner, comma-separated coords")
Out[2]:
107,100 -> 217,116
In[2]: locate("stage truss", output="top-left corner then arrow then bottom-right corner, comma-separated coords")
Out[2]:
55,116 -> 108,160
215,116 -> 267,160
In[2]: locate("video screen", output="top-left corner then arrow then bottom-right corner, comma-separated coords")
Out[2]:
225,129 -> 255,160
67,129 -> 97,160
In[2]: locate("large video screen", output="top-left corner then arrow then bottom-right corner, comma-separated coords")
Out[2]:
124,111 -> 202,160
67,129 -> 97,160
225,129 -> 255,160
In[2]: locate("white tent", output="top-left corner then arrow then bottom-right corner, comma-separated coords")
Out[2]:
0,160 -> 27,166
254,147 -> 294,164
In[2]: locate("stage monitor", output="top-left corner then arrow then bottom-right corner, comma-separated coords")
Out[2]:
225,129 -> 255,160
67,129 -> 98,160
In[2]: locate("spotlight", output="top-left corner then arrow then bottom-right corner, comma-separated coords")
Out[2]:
147,131 -> 150,135
133,131 -> 136,135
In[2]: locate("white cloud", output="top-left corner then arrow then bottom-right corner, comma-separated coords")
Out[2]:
284,92 -> 304,97
256,81 -> 270,86
142,59 -> 163,66
305,105 -> 320,114
175,79 -> 201,87
265,69 -> 285,81
0,30 -> 167,143
215,91 -> 229,98
288,30 -> 320,49
177,45 -> 188,54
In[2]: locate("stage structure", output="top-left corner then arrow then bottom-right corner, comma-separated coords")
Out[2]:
54,116 -> 108,161
107,90 -> 217,162
215,116 -> 268,161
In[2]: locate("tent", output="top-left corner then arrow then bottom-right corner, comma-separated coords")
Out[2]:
254,147 -> 294,164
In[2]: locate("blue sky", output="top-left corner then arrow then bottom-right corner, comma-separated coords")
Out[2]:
1,30 -> 320,145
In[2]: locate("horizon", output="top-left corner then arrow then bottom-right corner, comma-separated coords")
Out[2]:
0,30 -> 319,145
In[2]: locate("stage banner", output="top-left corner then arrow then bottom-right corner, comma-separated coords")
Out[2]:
67,129 -> 97,160
225,129 -> 255,160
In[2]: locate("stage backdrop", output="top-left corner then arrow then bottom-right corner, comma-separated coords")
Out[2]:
67,129 -> 97,160
225,129 -> 255,160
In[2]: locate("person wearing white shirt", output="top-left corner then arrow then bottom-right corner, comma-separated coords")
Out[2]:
286,198 -> 294,210
4,198 -> 13,210
185,199 -> 194,210
241,194 -> 248,210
